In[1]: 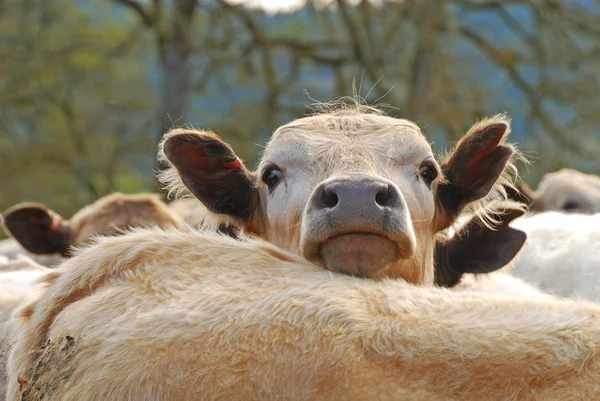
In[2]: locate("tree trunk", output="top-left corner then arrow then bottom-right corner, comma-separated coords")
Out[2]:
154,0 -> 196,177
157,35 -> 190,137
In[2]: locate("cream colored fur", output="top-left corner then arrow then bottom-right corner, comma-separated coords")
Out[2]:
167,198 -> 235,231
66,192 -> 185,246
6,229 -> 600,400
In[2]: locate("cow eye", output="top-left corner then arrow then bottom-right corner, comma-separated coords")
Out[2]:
261,165 -> 283,191
562,201 -> 579,212
419,161 -> 438,186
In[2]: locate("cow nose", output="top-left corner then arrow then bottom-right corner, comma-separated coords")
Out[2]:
313,176 -> 402,213
301,173 -> 415,277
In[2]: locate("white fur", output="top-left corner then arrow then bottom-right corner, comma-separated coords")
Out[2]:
0,239 -> 65,267
509,212 -> 600,302
0,255 -> 52,400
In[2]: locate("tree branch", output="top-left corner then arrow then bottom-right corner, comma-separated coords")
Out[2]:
110,0 -> 153,27
457,24 -> 590,156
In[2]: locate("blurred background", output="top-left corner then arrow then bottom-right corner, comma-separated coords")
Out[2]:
1,0 -> 600,232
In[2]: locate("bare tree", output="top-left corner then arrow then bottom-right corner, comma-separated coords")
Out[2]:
111,0 -> 197,140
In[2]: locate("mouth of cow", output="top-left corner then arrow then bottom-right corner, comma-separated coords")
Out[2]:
316,232 -> 401,277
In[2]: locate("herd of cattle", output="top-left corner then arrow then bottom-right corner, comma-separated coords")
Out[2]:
1,107 -> 600,399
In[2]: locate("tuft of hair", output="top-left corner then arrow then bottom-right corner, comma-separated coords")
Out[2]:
441,114 -> 529,229
304,93 -> 390,118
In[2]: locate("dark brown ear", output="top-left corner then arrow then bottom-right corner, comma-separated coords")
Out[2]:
435,118 -> 514,231
2,203 -> 72,256
161,129 -> 259,222
504,180 -> 535,206
434,207 -> 526,288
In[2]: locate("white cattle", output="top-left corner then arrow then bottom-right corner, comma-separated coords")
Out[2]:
508,211 -> 600,302
530,168 -> 600,214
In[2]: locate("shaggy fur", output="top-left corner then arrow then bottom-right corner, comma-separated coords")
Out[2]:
167,198 -> 238,233
158,107 -> 521,285
7,229 -> 600,400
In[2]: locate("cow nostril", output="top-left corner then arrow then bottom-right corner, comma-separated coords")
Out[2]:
321,189 -> 339,209
375,186 -> 395,207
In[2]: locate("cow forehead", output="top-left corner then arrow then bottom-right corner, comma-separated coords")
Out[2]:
260,113 -> 433,171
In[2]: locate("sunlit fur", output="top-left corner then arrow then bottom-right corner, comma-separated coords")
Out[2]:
167,197 -> 237,231
7,229 -> 600,400
159,106 -> 520,285
65,192 -> 185,246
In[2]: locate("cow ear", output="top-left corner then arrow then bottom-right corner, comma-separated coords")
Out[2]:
2,203 -> 72,256
161,129 -> 259,222
435,117 -> 515,231
434,207 -> 526,288
504,181 -> 535,206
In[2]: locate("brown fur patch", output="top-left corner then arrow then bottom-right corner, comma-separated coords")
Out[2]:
17,304 -> 35,322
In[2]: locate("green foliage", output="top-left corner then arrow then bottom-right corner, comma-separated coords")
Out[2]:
2,0 -> 600,240
0,0 -> 156,224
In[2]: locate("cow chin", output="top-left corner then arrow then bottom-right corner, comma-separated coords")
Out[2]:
316,233 -> 411,277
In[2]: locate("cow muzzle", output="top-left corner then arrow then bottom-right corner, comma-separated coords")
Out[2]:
300,173 -> 416,276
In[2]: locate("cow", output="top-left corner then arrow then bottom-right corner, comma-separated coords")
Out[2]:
7,229 -> 600,400
434,201 -> 527,288
530,168 -> 600,214
1,192 -> 185,264
166,196 -> 530,289
505,211 -> 600,302
9,107 -> 582,400
0,200 -> 529,399
505,169 -> 600,214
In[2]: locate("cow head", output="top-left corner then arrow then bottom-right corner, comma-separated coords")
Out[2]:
160,107 -> 519,285
2,193 -> 183,257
